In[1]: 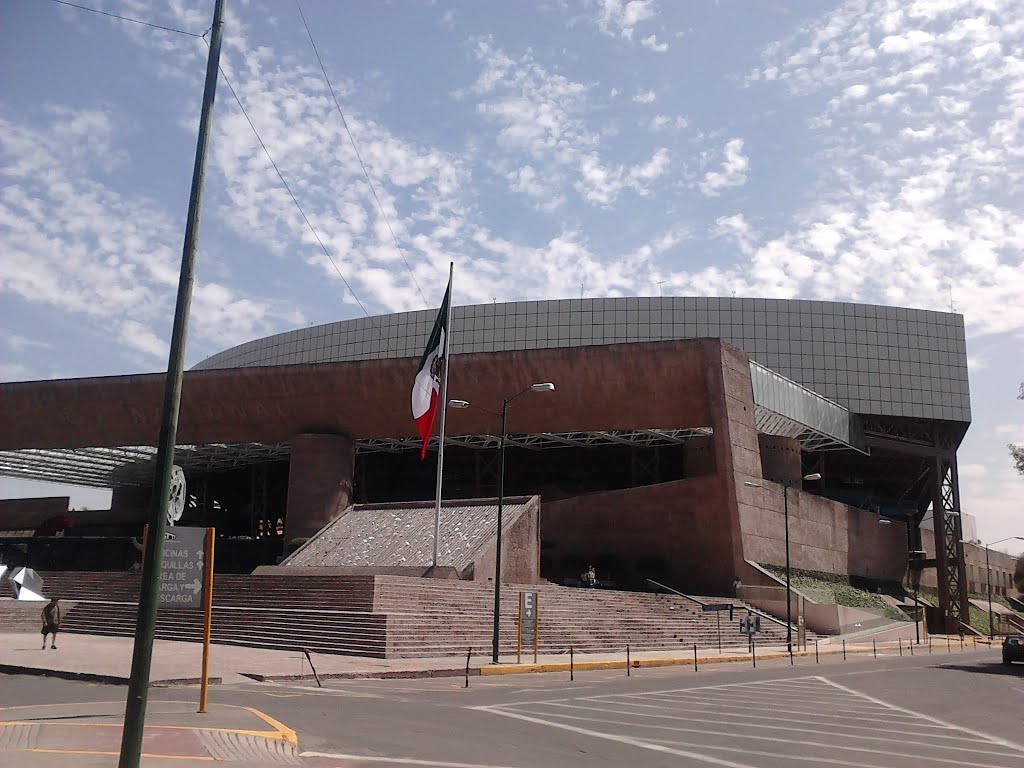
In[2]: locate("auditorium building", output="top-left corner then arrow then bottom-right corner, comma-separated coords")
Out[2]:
0,297 -> 980,631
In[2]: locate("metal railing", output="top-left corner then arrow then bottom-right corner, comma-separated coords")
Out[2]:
645,578 -> 794,633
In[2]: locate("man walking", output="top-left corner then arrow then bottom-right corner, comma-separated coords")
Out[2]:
41,598 -> 60,650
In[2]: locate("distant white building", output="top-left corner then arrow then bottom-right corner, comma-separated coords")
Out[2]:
920,511 -> 978,544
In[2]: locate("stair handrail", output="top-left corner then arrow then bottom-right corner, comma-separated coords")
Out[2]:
645,578 -> 793,632
645,579 -> 707,608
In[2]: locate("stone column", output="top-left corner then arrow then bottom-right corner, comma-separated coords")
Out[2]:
284,433 -> 355,541
757,435 -> 802,485
683,434 -> 717,476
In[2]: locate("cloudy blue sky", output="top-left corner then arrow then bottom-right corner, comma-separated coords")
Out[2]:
1,0 -> 1022,553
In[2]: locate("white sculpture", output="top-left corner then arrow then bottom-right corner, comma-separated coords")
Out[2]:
11,567 -> 46,601
167,465 -> 186,526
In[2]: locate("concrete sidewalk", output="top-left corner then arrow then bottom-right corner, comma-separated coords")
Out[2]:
0,698 -> 298,767
2,631 -> 990,686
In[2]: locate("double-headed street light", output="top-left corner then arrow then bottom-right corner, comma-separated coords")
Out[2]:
450,381 -> 555,664
744,472 -> 822,653
982,536 -> 1024,640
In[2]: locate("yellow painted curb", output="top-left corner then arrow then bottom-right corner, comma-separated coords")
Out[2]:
479,645 -> 880,676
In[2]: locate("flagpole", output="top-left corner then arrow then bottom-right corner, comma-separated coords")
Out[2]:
432,262 -> 455,568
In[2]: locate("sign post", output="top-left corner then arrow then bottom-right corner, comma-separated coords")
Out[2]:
198,528 -> 215,713
158,527 -> 207,608
702,603 -> 733,654
519,591 -> 538,664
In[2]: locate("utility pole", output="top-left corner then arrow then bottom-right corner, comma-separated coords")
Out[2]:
118,1 -> 226,765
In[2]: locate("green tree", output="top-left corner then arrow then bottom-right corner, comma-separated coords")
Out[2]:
1015,554 -> 1023,594
1011,382 -> 1024,476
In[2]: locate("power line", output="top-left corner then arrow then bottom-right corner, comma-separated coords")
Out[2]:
294,0 -> 430,308
215,63 -> 372,319
46,0 -> 204,37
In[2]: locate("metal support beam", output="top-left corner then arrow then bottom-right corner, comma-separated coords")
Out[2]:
930,455 -> 968,633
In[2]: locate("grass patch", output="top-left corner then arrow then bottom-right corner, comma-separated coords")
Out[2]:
761,565 -> 910,622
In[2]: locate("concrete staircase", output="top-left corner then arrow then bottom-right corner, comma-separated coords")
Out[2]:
40,571 -> 794,659
42,572 -> 385,657
374,576 -> 794,657
0,599 -> 77,633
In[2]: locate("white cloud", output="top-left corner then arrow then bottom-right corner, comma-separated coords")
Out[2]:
648,114 -> 688,131
699,138 -> 750,196
711,214 -> 758,255
633,89 -> 657,104
741,0 -> 1024,336
958,463 -> 988,480
0,108 -> 306,364
640,34 -> 668,53
467,40 -> 671,207
0,362 -> 32,381
4,334 -> 53,352
595,0 -> 658,42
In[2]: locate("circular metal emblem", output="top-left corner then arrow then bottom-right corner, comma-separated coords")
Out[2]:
167,465 -> 186,526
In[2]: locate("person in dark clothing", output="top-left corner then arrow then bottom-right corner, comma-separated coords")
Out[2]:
41,598 -> 60,650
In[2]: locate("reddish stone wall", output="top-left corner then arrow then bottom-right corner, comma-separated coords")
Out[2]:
757,435 -> 801,485
918,536 -> 1018,597
540,476 -> 729,594
469,497 -> 541,585
683,435 -> 716,476
705,344 -> 763,590
739,482 -> 908,581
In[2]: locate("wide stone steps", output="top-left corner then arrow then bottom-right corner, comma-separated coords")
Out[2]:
44,571 -> 795,658
59,601 -> 388,657
40,572 -> 375,611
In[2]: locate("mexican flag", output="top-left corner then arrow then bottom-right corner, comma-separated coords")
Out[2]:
411,278 -> 452,459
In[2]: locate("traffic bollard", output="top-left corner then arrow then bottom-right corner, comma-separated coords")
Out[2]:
465,648 -> 471,689
815,640 -> 819,664
873,639 -> 876,659
627,644 -> 630,677
899,638 -> 903,657
570,646 -> 574,682
843,639 -> 846,660
693,643 -> 698,672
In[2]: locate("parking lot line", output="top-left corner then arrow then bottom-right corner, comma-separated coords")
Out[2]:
508,704 -> 1019,766
570,698 -> 996,743
474,671 -> 1024,768
817,677 -> 1024,754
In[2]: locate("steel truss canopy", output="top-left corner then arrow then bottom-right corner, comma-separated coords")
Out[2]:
0,363 -> 862,488
0,443 -> 291,489
361,427 -> 714,455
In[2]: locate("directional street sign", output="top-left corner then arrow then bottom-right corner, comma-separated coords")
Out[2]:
159,527 -> 207,607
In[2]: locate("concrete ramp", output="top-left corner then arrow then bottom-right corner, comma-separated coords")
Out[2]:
280,496 -> 540,582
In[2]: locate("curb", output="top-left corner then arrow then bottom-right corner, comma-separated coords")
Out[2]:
480,646 -> 881,676
241,667 -> 478,682
0,664 -> 221,687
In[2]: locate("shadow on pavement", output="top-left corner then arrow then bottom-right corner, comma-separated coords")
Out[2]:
936,661 -> 1024,677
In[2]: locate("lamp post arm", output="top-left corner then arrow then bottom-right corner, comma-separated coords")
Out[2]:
784,484 -> 792,654
491,399 -> 509,664
987,545 -> 993,641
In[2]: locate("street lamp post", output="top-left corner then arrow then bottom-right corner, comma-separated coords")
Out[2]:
745,472 -> 821,654
887,516 -> 926,644
982,536 -> 1024,640
450,382 -> 555,664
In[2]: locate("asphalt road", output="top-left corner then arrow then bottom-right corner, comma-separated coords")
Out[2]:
5,647 -> 1023,767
